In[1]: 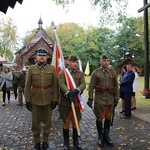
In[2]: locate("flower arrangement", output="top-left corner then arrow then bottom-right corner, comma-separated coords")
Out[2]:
140,89 -> 150,98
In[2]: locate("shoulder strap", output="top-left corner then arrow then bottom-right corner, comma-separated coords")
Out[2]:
97,69 -> 100,82
110,69 -> 115,86
78,72 -> 82,80
110,69 -> 115,78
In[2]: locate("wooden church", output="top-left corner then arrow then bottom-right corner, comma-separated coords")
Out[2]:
15,18 -> 54,67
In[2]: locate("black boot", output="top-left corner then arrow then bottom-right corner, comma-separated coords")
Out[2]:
42,142 -> 49,150
96,120 -> 104,147
104,120 -> 114,146
73,128 -> 82,150
63,129 -> 70,150
34,143 -> 41,150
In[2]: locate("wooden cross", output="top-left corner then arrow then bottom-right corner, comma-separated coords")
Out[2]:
138,0 -> 150,96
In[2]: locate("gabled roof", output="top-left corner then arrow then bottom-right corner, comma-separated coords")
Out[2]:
21,38 -> 53,57
15,28 -> 54,55
0,0 -> 23,14
117,57 -> 140,68
0,56 -> 7,64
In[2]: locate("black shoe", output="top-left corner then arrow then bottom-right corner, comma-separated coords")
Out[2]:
119,110 -> 125,113
131,107 -> 136,110
34,143 -> 41,150
104,136 -> 114,146
42,142 -> 49,150
2,103 -> 5,106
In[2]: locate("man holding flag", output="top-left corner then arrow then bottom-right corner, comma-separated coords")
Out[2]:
58,55 -> 86,150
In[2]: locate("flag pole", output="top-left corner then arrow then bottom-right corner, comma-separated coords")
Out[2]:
52,26 -> 80,137
64,69 -> 81,137
53,28 -> 64,62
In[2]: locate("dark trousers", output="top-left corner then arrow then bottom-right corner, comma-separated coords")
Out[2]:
124,92 -> 132,117
13,83 -> 18,99
3,90 -> 10,103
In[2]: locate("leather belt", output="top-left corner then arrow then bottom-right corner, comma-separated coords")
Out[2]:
33,84 -> 52,89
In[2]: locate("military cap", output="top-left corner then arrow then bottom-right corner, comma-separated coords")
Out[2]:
68,55 -> 78,61
100,54 -> 109,60
36,48 -> 48,56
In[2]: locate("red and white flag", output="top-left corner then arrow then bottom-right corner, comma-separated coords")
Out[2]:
51,30 -> 65,75
65,68 -> 84,111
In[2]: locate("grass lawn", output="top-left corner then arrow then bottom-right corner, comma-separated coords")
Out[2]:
84,76 -> 150,107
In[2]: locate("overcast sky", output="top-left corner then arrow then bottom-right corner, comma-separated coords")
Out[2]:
0,0 -> 143,36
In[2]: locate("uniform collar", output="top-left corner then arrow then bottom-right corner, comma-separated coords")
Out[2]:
100,67 -> 109,72
37,63 -> 48,69
69,69 -> 77,73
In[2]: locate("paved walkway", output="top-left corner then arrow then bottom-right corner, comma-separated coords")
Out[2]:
0,93 -> 150,150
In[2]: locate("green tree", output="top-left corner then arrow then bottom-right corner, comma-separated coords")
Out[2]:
0,16 -> 19,61
55,23 -> 86,57
111,17 -> 144,69
52,0 -> 129,25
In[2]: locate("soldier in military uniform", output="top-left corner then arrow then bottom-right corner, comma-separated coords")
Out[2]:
16,66 -> 27,106
12,68 -> 18,100
87,54 -> 119,147
58,55 -> 86,150
24,48 -> 59,150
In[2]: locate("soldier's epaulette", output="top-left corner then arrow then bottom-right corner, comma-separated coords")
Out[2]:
29,65 -> 36,69
95,68 -> 102,72
49,65 -> 55,68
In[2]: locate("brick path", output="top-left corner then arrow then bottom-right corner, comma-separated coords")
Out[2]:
0,93 -> 150,150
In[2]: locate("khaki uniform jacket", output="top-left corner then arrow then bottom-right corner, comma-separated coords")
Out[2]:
24,64 -> 59,106
58,69 -> 86,107
88,67 -> 119,105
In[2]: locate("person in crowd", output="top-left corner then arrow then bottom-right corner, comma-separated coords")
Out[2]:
119,65 -> 127,114
12,68 -> 18,100
24,48 -> 59,150
131,67 -> 139,110
87,54 -> 119,147
119,64 -> 135,119
0,67 -> 13,106
58,55 -> 86,150
16,66 -> 27,106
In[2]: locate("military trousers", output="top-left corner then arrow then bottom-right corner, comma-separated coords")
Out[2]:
94,104 -> 114,121
18,86 -> 24,105
59,105 -> 81,129
32,104 -> 52,143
